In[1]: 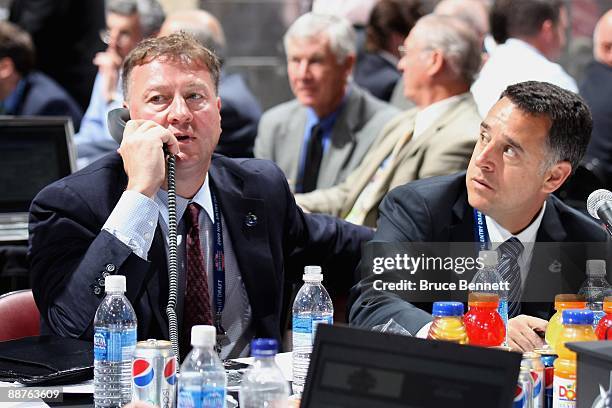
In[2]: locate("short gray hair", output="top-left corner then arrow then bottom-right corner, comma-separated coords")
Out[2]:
411,14 -> 481,85
107,0 -> 166,38
283,12 -> 356,63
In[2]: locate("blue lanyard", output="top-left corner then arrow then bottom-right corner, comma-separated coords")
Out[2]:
209,190 -> 226,337
473,208 -> 491,251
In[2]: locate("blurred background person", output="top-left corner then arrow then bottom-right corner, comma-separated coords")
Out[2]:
9,0 -> 105,112
0,21 -> 82,128
471,0 -> 577,117
255,12 -> 398,193
296,14 -> 482,227
158,9 -> 262,158
353,0 -> 424,102
74,0 -> 165,169
580,9 -> 612,186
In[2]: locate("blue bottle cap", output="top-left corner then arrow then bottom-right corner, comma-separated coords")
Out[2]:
251,338 -> 278,357
432,301 -> 464,317
562,309 -> 594,325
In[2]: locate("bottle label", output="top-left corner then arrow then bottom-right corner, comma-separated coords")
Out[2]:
201,387 -> 226,408
93,327 -> 137,362
593,310 -> 605,328
178,385 -> 202,408
553,375 -> 576,408
293,315 -> 333,347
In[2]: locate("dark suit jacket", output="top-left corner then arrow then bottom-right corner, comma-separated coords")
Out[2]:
216,72 -> 262,158
29,153 -> 372,346
10,72 -> 83,131
353,52 -> 401,102
349,172 -> 610,335
580,61 -> 612,186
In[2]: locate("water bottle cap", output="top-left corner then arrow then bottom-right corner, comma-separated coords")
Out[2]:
586,259 -> 606,277
191,325 -> 216,347
250,338 -> 278,357
562,309 -> 594,325
303,265 -> 323,282
105,275 -> 126,292
479,250 -> 498,267
432,301 -> 464,317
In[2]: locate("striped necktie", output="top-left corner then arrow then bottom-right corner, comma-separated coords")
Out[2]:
498,237 -> 524,318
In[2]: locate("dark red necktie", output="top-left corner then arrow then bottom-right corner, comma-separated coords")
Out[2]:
182,203 -> 213,348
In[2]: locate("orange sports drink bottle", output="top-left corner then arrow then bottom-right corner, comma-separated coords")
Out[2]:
595,296 -> 612,340
427,301 -> 468,344
553,309 -> 597,408
545,294 -> 587,351
463,292 -> 505,346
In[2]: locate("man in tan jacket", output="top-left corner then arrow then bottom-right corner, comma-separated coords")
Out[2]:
296,14 -> 483,227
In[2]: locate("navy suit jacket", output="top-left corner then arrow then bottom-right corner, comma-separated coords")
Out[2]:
349,172 -> 610,335
29,153 -> 372,344
10,72 -> 83,130
353,52 -> 401,102
216,73 -> 262,158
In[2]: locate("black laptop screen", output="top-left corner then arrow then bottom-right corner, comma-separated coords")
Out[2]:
0,118 -> 73,213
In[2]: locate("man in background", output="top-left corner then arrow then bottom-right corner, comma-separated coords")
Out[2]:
158,9 -> 262,158
471,0 -> 577,117
580,9 -> 612,186
74,0 -> 165,168
0,21 -> 82,128
296,15 -> 481,228
255,12 -> 398,193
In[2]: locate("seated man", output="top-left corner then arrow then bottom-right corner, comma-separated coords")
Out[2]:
28,33 -> 372,359
158,9 -> 262,158
255,12 -> 398,193
349,81 -> 609,352
0,22 -> 82,129
296,15 -> 482,227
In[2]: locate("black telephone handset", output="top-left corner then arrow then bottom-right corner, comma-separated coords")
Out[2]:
106,108 -> 181,362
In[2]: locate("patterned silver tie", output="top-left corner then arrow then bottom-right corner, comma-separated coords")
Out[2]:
497,237 -> 524,318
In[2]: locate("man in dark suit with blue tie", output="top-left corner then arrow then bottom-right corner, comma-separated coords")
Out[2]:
349,81 -> 610,352
28,33 -> 372,359
0,22 -> 82,129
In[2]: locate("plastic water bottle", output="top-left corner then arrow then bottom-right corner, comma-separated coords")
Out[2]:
239,338 -> 290,407
177,325 -> 227,408
471,250 -> 508,333
578,259 -> 611,327
292,265 -> 333,395
93,275 -> 138,408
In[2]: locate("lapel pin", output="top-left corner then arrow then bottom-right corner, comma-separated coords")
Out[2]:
245,212 -> 258,227
549,260 -> 562,273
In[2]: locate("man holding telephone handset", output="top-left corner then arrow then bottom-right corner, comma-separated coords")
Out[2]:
28,33 -> 373,359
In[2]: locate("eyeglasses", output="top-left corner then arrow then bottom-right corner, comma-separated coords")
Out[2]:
398,45 -> 407,58
99,29 -> 132,46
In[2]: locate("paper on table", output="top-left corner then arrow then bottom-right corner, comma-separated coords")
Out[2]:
233,351 -> 293,382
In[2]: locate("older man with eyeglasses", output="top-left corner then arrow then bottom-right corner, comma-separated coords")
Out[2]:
74,0 -> 165,169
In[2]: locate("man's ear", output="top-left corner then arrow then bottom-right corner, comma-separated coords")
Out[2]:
542,161 -> 572,194
0,57 -> 15,79
426,49 -> 444,77
343,54 -> 356,76
540,19 -> 555,42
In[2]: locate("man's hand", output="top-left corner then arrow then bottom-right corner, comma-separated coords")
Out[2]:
118,119 -> 180,198
507,315 -> 548,352
94,49 -> 123,103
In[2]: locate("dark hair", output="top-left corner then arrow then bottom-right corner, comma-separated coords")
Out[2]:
0,21 -> 35,75
491,0 -> 562,43
122,32 -> 221,98
366,0 -> 423,52
500,81 -> 592,172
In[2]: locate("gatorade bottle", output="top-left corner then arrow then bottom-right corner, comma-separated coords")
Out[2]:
545,294 -> 587,351
463,292 -> 505,346
552,309 -> 597,408
595,296 -> 612,340
427,301 -> 468,344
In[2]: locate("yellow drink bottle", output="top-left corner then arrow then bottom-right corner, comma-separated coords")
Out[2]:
545,294 -> 586,351
428,301 -> 468,344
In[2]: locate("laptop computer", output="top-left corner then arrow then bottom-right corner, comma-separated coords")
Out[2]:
301,324 -> 522,408
0,117 -> 76,242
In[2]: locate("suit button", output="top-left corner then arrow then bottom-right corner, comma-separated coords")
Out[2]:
98,278 -> 106,286
105,263 -> 116,272
244,212 -> 257,227
93,286 -> 102,295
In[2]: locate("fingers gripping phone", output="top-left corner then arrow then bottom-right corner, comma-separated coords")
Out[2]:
107,108 -> 181,363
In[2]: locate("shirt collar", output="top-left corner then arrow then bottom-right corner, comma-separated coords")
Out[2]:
2,77 -> 27,114
485,201 -> 547,245
305,85 -> 351,131
155,174 -> 215,226
413,93 -> 467,140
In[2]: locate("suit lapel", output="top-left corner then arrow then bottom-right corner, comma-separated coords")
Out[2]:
284,109 -> 308,186
318,86 -> 363,187
208,160 -> 279,324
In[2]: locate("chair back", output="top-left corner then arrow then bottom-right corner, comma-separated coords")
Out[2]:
0,289 -> 40,341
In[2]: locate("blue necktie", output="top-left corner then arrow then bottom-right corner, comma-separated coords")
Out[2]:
498,237 -> 524,318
